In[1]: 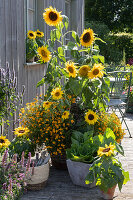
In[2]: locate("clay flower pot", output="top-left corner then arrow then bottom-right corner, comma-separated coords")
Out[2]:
100,185 -> 117,200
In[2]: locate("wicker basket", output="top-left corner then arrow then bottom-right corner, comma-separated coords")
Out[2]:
27,162 -> 49,190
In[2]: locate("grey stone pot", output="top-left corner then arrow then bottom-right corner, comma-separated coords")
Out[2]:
67,159 -> 96,188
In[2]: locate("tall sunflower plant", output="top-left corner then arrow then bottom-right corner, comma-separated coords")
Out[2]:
36,6 -> 110,134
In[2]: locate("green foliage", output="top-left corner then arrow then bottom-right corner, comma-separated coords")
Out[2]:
9,136 -> 36,160
85,0 -> 133,32
0,64 -> 24,126
85,129 -> 129,192
26,38 -> 38,60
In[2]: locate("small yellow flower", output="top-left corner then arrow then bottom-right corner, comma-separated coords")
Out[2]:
43,101 -> 52,109
43,6 -> 63,26
0,136 -> 11,148
97,143 -> 115,157
14,127 -> 29,137
35,29 -> 44,37
88,63 -> 104,79
37,46 -> 51,63
20,108 -> 25,114
80,29 -> 94,47
79,65 -> 90,77
85,110 -> 98,125
62,111 -> 70,120
51,87 -> 63,100
65,61 -> 77,78
27,30 -> 36,39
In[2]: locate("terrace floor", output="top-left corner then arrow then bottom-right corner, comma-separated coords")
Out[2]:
21,113 -> 133,200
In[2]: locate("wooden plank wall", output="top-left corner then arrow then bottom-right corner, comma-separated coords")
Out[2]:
0,0 -> 84,139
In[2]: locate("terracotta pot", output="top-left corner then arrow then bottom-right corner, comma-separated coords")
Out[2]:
101,185 -> 117,200
51,153 -> 67,170
67,159 -> 95,188
26,57 -> 35,63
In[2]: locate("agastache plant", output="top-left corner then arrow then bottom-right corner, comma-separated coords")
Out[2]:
0,62 -> 25,127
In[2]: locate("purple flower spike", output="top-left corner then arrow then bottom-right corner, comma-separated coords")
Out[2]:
2,149 -> 8,168
26,152 -> 31,172
21,151 -> 25,168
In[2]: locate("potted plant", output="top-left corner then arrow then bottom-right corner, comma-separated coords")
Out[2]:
26,30 -> 38,63
66,130 -> 98,188
85,129 -> 130,200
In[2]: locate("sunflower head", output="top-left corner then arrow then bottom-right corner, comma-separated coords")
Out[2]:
80,29 -> 94,47
43,101 -> 52,109
65,61 -> 77,78
37,46 -> 51,63
14,127 -> 29,137
35,29 -> 44,38
62,111 -> 70,120
88,63 -> 104,79
85,110 -> 98,125
79,65 -> 90,77
27,30 -> 36,39
51,87 -> 63,100
97,143 -> 115,157
43,6 -> 63,26
0,136 -> 11,148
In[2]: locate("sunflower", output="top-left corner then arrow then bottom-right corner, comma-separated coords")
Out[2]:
37,46 -> 51,63
51,87 -> 63,100
43,101 -> 52,109
65,61 -> 77,78
80,29 -> 94,47
43,6 -> 63,26
0,136 -> 11,148
62,111 -> 70,120
97,143 -> 115,157
85,110 -> 98,125
35,29 -> 44,38
79,65 -> 90,77
88,63 -> 104,79
14,127 -> 29,137
27,30 -> 36,39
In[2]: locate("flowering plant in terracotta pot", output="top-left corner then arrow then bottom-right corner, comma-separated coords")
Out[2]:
85,128 -> 130,199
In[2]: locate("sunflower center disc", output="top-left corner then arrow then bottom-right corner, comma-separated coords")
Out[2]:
68,67 -> 74,73
18,130 -> 25,133
55,92 -> 60,96
29,33 -> 33,36
103,148 -> 110,152
93,69 -> 99,75
88,114 -> 94,120
49,12 -> 58,21
0,139 -> 5,143
83,33 -> 91,43
41,50 -> 47,57
37,32 -> 41,35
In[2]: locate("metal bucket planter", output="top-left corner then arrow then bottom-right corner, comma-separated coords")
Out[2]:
66,159 -> 95,188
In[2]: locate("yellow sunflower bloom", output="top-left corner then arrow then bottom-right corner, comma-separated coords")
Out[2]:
97,143 -> 115,157
85,110 -> 98,125
62,111 -> 70,120
43,101 -> 52,109
43,6 -> 63,26
35,29 -> 44,38
88,63 -> 104,79
65,61 -> 77,78
14,127 -> 29,137
79,65 -> 90,77
37,46 -> 51,63
80,29 -> 94,47
51,87 -> 63,100
27,30 -> 36,39
0,136 -> 11,148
